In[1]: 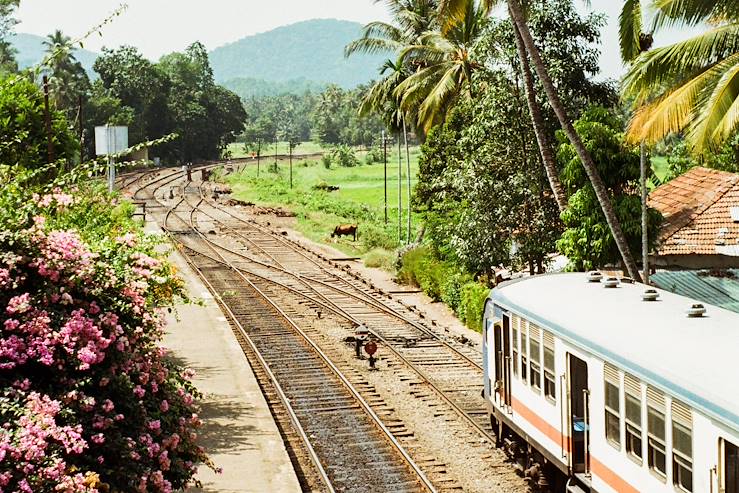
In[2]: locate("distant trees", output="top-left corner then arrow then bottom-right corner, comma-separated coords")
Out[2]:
0,75 -> 78,168
242,84 -> 384,150
90,43 -> 245,162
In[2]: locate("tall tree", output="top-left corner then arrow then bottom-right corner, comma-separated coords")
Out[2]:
0,0 -> 18,73
42,30 -> 91,122
395,0 -> 487,132
438,0 -> 643,280
94,46 -> 171,143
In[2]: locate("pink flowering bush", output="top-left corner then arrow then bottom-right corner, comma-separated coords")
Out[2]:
0,175 -> 209,492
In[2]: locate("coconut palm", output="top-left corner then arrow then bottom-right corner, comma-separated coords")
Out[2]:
393,0 -> 487,132
345,0 -> 439,57
42,30 -> 90,116
439,0 -> 643,280
618,0 -> 654,283
623,0 -> 739,153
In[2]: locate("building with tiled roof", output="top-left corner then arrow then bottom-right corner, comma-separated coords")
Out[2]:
648,166 -> 739,268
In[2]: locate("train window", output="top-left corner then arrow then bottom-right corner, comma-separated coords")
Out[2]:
671,400 -> 693,492
521,321 -> 528,383
543,331 -> 555,402
604,363 -> 621,448
529,325 -> 541,392
511,316 -> 519,377
646,387 -> 667,478
624,374 -> 643,462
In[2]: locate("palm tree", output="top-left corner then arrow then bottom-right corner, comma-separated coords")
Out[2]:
393,0 -> 487,132
439,0 -> 642,280
510,18 -> 568,212
619,0 -> 654,284
42,30 -> 90,117
623,0 -> 739,153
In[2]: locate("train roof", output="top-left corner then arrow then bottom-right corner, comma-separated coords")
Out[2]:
490,272 -> 739,432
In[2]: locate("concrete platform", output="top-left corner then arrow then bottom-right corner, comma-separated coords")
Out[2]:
161,248 -> 301,493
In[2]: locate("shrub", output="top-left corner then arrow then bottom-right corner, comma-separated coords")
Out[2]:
364,148 -> 383,165
359,223 -> 396,251
363,248 -> 395,271
458,281 -> 491,332
331,145 -> 359,168
0,168 -> 209,492
440,271 -> 472,314
321,154 -> 333,169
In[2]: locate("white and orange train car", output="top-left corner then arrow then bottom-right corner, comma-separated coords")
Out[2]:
482,272 -> 739,493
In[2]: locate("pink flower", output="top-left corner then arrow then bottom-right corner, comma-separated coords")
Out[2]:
159,400 -> 169,412
147,420 -> 161,432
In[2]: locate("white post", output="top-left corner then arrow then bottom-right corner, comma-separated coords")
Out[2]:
107,154 -> 114,193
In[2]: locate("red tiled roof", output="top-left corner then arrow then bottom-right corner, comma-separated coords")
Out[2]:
648,167 -> 739,256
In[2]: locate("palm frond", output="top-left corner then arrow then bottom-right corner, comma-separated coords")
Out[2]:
627,58 -> 728,144
417,63 -> 464,130
345,37 -> 403,57
619,0 -> 644,62
688,53 -> 739,150
652,0 -> 739,29
622,22 -> 739,102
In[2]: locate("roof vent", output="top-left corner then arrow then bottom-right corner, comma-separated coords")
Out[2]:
687,303 -> 706,318
587,271 -> 603,283
603,277 -> 620,288
731,206 -> 739,222
642,288 -> 659,301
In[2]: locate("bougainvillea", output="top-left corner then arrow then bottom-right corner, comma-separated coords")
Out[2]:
0,178 -> 209,492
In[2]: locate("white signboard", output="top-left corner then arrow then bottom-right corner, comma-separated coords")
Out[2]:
95,126 -> 129,156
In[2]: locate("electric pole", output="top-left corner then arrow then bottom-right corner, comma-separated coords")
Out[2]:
382,130 -> 388,224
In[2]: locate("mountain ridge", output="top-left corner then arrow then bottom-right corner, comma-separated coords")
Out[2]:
208,18 -> 388,89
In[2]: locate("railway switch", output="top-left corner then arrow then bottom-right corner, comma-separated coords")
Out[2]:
364,341 -> 378,370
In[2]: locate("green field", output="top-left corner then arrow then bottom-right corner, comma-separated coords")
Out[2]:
226,140 -> 327,158
225,146 -> 422,268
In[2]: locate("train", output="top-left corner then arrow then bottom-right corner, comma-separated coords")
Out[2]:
482,272 -> 739,493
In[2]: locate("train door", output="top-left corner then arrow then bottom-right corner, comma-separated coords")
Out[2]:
483,318 -> 492,401
567,353 -> 590,476
721,439 -> 739,493
493,314 -> 512,409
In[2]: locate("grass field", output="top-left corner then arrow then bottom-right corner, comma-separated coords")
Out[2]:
226,141 -> 327,158
225,146 -> 423,267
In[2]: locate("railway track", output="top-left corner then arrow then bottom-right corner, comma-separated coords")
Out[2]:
127,164 -> 529,493
144,176 -> 441,493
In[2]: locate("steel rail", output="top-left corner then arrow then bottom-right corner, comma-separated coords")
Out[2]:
160,184 -> 498,447
151,179 -> 437,493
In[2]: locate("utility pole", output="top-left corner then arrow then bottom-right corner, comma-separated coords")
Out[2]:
42,75 -> 55,165
640,140 -> 650,285
397,130 -> 402,243
256,139 -> 261,177
289,141 -> 293,189
382,130 -> 388,224
77,95 -> 84,163
403,118 -> 411,243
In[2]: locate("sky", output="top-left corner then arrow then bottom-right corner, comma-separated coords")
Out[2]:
14,0 -> 700,80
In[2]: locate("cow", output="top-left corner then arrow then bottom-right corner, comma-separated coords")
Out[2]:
331,224 -> 358,241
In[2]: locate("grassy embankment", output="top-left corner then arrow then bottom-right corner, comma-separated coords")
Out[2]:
226,144 -> 422,271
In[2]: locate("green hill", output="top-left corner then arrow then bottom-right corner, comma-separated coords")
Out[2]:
209,19 -> 389,89
10,32 -> 98,78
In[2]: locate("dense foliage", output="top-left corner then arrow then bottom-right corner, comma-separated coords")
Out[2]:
556,107 -> 662,270
241,83 -> 385,152
0,67 -> 209,492
0,75 -> 78,168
